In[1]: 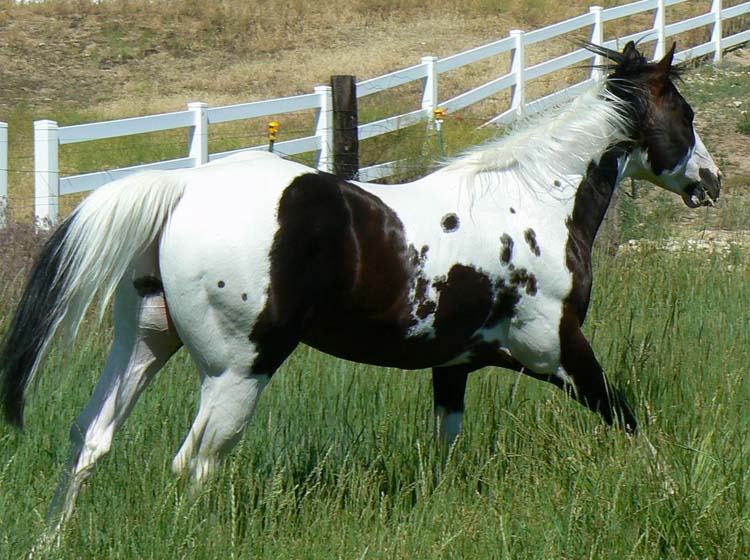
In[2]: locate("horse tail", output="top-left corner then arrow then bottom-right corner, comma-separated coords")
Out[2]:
0,172 -> 187,426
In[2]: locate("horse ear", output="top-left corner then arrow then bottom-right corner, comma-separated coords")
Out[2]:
655,42 -> 677,75
622,41 -> 640,62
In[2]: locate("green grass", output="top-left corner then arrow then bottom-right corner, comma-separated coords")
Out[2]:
738,113 -> 750,136
2,246 -> 750,559
1,34 -> 749,560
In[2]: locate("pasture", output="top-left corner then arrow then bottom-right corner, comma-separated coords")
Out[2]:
2,240 -> 750,558
1,2 -> 750,558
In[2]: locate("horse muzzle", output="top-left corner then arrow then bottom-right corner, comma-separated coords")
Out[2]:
682,167 -> 721,208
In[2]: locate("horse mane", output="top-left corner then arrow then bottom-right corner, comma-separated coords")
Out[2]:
443,42 -> 668,195
444,84 -> 631,195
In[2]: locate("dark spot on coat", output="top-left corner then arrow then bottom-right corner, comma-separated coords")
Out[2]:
524,228 -> 541,257
500,234 -> 514,264
526,274 -> 538,295
133,276 -> 163,297
242,293 -> 248,301
509,267 -> 538,296
554,179 -> 562,188
409,245 -> 429,268
485,278 -> 521,327
510,207 -> 516,214
441,213 -> 460,233
218,281 -> 226,288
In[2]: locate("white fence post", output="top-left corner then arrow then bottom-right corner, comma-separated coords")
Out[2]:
188,102 -> 209,166
590,7 -> 605,81
654,0 -> 666,59
711,0 -> 723,63
0,122 -> 7,227
314,85 -> 333,173
34,119 -> 60,228
510,29 -> 526,118
421,56 -> 438,118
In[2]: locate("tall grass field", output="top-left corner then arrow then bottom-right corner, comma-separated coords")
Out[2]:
1,1 -> 750,557
1,246 -> 750,559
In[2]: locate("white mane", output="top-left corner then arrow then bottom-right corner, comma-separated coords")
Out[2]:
444,82 -> 632,194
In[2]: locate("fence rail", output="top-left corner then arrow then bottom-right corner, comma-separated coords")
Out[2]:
3,0 -> 748,225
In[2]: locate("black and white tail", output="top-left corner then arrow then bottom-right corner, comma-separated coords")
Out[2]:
0,172 -> 187,426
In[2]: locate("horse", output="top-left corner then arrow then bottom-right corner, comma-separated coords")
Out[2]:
0,41 -> 721,533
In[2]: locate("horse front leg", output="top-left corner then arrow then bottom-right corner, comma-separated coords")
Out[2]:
431,365 -> 473,447
554,310 -> 638,433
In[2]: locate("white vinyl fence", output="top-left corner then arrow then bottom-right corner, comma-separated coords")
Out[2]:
14,0 -> 750,225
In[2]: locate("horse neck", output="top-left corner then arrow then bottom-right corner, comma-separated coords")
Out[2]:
567,145 -> 628,251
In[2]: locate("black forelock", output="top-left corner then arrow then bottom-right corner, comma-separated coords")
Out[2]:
582,41 -> 683,81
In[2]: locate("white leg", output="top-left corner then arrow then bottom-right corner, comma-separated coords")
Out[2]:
48,279 -> 181,532
172,369 -> 269,485
435,406 -> 464,447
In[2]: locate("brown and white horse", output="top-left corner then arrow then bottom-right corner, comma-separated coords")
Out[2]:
0,42 -> 721,532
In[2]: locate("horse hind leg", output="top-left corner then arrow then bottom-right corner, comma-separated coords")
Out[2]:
171,368 -> 270,486
172,325 -> 299,487
48,261 -> 182,532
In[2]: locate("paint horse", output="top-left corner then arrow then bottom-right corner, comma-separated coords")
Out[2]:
0,42 -> 720,532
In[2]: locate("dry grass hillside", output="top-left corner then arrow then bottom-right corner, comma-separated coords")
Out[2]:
0,0 -> 666,117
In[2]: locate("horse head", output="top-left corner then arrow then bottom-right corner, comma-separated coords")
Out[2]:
593,41 -> 722,207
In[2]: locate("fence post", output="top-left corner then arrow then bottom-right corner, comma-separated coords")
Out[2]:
315,85 -> 333,173
188,102 -> 209,166
0,122 -> 7,228
711,0 -> 723,63
331,75 -> 359,180
589,7 -> 605,81
34,119 -> 60,228
654,0 -> 666,60
510,30 -> 526,119
421,56 -> 438,119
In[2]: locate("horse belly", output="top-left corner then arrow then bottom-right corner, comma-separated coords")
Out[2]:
300,317 -> 478,370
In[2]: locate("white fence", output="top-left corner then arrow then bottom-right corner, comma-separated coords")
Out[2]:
9,0 -> 750,225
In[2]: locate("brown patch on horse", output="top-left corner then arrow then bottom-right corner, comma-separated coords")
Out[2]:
254,173 -> 504,370
433,264 -> 493,339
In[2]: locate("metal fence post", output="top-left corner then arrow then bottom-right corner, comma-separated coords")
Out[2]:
0,122 -> 7,228
315,85 -> 333,173
590,7 -> 605,81
654,0 -> 666,59
510,29 -> 526,119
188,102 -> 209,166
711,0 -> 723,63
34,119 -> 60,228
421,56 -> 438,119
